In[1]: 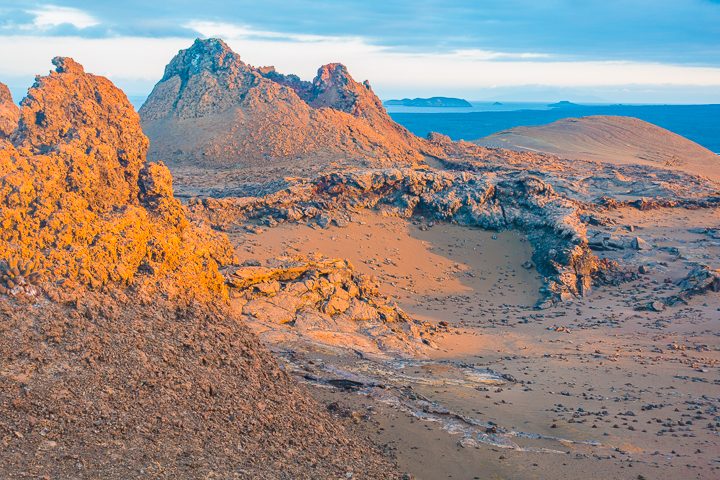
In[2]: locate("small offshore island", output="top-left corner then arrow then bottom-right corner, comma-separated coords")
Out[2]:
384,96 -> 472,107
548,100 -> 582,108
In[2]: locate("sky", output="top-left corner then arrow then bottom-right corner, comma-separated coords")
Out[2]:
0,1 -> 719,104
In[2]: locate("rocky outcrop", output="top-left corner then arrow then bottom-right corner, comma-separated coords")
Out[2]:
665,265 -> 720,305
139,38 -> 256,120
228,257 -> 442,356
0,82 -> 18,137
307,64 -> 381,118
191,168 -> 603,304
16,57 -> 148,211
140,38 -> 422,175
0,58 -> 398,477
0,57 -> 232,300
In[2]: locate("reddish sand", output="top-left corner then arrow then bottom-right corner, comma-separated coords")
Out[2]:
235,209 -> 720,480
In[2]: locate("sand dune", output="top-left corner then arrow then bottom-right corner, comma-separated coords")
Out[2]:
476,115 -> 720,181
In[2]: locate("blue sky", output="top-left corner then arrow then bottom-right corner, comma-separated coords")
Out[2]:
1,1 -> 719,103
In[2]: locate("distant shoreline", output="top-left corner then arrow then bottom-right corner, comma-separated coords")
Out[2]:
384,96 -> 472,108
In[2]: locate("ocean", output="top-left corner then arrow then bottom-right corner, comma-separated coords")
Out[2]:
387,103 -> 720,154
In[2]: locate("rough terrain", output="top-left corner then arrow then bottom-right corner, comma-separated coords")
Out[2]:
190,167 -> 602,305
140,38 -> 424,196
4,37 -> 719,479
233,210 -> 720,480
155,40 -> 720,479
0,60 -> 401,478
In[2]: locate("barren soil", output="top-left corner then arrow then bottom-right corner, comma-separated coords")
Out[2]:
235,210 -> 720,480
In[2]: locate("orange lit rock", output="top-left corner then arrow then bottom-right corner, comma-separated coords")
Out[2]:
0,57 -> 232,301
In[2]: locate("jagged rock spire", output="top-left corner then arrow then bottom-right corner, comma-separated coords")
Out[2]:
139,38 -> 423,171
0,82 -> 19,137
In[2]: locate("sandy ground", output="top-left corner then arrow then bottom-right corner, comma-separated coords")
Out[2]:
233,212 -> 540,320
233,210 -> 720,480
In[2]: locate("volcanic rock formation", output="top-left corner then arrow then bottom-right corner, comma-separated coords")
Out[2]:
190,167 -> 602,304
1,57 -> 231,299
228,256 -> 442,356
140,38 -> 422,191
0,58 -> 398,477
0,82 -> 18,137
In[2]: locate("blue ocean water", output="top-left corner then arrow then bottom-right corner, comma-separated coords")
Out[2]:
387,103 -> 720,154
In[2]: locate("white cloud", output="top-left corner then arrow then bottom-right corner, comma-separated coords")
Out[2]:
448,49 -> 551,61
1,22 -> 719,103
26,5 -> 100,30
184,21 -> 548,61
184,20 -> 369,45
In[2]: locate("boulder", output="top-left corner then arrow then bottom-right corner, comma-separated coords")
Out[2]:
632,236 -> 651,250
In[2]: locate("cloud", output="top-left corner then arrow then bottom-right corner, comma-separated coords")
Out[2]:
184,21 -> 368,45
184,21 -> 550,61
449,49 -> 552,61
181,21 -> 720,90
26,5 -> 100,30
0,19 -> 719,103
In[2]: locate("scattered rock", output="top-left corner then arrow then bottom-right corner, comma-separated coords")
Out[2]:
632,236 -> 651,250
647,301 -> 666,312
0,57 -> 397,478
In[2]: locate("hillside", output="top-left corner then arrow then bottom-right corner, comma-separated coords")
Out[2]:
140,38 -> 424,194
476,115 -> 720,180
0,58 -> 397,478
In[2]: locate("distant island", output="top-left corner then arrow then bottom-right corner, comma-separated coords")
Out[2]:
548,100 -> 582,108
385,97 -> 472,107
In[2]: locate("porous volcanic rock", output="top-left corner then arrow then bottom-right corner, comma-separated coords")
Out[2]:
0,82 -> 18,137
227,257 -> 441,356
0,58 -> 398,478
1,57 -> 232,299
139,38 -> 422,180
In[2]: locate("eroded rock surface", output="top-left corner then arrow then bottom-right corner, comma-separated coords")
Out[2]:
191,168 -> 603,303
140,38 -> 422,186
227,257 -> 442,356
0,82 -> 18,137
0,58 -> 399,478
1,57 -> 231,300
